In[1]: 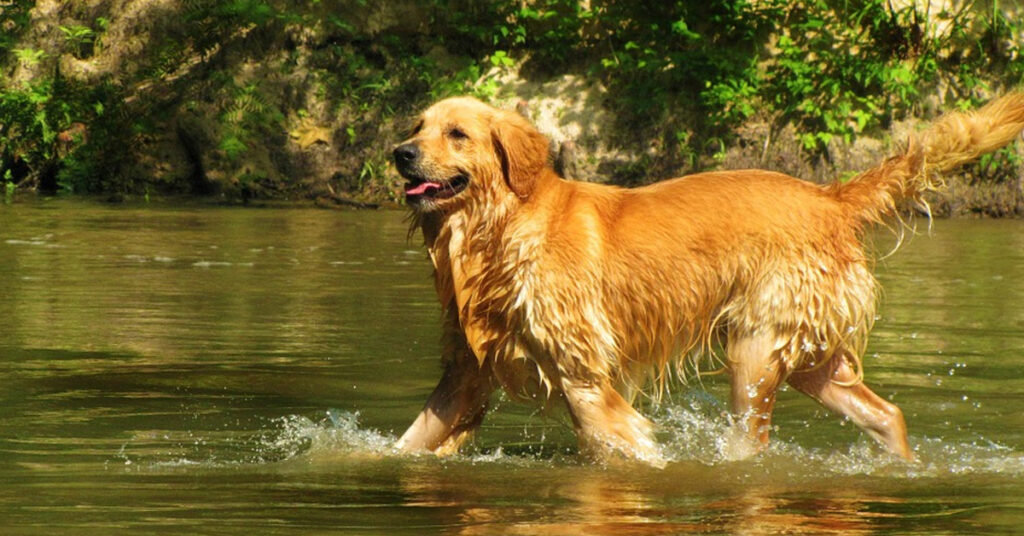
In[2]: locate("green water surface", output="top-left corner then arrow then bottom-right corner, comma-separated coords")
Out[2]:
2,200 -> 1023,535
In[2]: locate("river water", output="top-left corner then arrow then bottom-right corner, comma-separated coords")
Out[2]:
1,199 -> 1023,535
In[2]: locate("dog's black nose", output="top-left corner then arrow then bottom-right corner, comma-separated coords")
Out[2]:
393,143 -> 420,166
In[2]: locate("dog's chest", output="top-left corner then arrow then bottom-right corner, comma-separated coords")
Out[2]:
427,215 -> 532,361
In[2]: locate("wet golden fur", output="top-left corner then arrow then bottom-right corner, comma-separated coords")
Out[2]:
393,93 -> 1024,464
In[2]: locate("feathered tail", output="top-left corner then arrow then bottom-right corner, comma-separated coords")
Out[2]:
833,92 -> 1024,223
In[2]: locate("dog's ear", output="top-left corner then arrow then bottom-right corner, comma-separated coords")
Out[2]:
491,112 -> 549,199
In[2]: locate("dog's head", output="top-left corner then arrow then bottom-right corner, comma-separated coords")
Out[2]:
393,97 -> 549,212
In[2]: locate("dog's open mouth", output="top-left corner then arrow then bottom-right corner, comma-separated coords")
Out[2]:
404,175 -> 469,201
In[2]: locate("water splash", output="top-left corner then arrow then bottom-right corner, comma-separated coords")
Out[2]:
278,410 -> 396,458
650,394 -> 1024,479
120,401 -> 1024,480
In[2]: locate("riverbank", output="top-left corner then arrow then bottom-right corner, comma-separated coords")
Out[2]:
6,176 -> 1020,220
2,1 -> 1023,216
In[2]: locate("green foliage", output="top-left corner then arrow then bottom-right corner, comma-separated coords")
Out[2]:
52,82 -> 131,194
218,82 -> 280,162
3,169 -> 14,204
0,69 -> 126,193
586,1 -> 770,128
13,47 -> 45,66
2,0 -> 1023,200
0,80 -> 58,163
216,0 -> 276,25
476,0 -> 1024,161
59,24 -> 96,58
0,0 -> 34,55
763,1 -> 939,150
973,146 -> 1023,184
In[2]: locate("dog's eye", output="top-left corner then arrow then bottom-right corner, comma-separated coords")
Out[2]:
410,121 -> 423,136
447,128 -> 468,140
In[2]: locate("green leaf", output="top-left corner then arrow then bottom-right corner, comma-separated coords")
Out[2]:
219,135 -> 247,160
671,19 -> 700,40
14,48 -> 45,66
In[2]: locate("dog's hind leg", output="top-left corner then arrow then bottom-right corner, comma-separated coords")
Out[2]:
787,352 -> 914,460
725,332 -> 786,459
559,378 -> 666,466
396,358 -> 493,455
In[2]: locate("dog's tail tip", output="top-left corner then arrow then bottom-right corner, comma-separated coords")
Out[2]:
837,91 -> 1024,222
920,91 -> 1024,174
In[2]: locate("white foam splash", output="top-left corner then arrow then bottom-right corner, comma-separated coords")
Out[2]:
121,402 -> 1024,480
650,395 -> 1024,479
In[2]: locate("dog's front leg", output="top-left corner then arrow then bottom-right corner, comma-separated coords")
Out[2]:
560,378 -> 666,467
396,355 -> 493,456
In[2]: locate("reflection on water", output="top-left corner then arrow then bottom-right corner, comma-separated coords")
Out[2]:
1,200 -> 1024,535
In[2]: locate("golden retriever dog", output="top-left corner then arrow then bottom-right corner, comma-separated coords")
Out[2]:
392,93 -> 1024,465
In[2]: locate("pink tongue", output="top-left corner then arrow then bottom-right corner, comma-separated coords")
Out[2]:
406,181 -> 442,195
